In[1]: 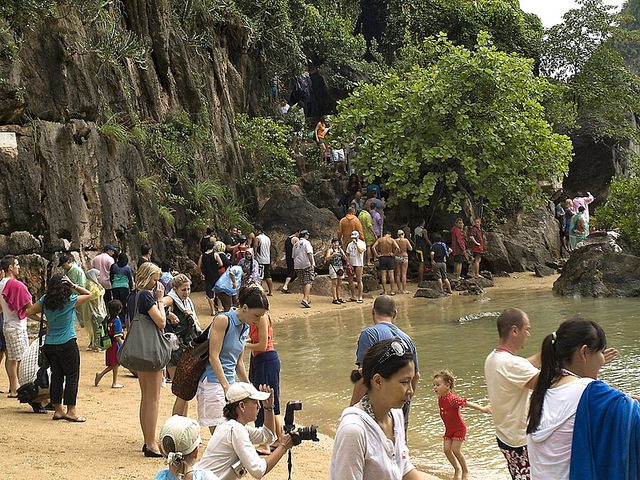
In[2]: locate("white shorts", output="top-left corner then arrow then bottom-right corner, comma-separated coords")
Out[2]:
197,379 -> 226,427
4,326 -> 28,361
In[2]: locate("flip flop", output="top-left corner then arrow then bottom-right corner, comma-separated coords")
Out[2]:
7,394 -> 17,398
52,415 -> 65,421
256,448 -> 270,456
64,415 -> 86,423
111,384 -> 124,389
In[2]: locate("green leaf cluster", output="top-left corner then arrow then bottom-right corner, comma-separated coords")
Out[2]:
593,171 -> 640,249
333,32 -> 573,214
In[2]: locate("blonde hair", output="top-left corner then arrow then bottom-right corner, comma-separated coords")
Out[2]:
135,262 -> 161,290
172,274 -> 191,289
433,369 -> 455,389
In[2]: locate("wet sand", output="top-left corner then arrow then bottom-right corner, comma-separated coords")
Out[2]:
0,273 -> 556,479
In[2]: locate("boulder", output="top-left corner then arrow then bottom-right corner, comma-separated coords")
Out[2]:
534,264 -> 556,277
259,185 -> 339,275
414,288 -> 449,298
362,273 -> 379,293
17,254 -> 49,295
0,231 -> 42,255
287,275 -> 334,297
553,231 -> 640,297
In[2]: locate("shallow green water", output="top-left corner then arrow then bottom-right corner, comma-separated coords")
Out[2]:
273,287 -> 640,479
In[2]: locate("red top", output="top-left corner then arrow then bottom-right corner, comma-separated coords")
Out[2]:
469,225 -> 484,254
232,245 -> 250,265
438,392 -> 467,431
249,320 -> 274,356
450,226 -> 466,255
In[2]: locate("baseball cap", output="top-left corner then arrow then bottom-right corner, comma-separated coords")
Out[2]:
104,244 -> 117,252
159,415 -> 201,457
299,229 -> 309,237
350,231 -> 360,238
226,382 -> 271,404
57,254 -> 72,267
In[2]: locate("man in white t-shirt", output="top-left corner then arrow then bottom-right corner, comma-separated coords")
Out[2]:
484,308 -> 540,480
292,230 -> 315,308
346,231 -> 366,303
253,227 -> 273,296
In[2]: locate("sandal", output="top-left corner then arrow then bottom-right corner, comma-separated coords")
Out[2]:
64,415 -> 86,423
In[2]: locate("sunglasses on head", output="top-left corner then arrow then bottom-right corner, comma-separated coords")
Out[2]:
375,339 -> 410,369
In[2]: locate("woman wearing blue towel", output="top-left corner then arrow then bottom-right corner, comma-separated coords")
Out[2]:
526,318 -> 639,480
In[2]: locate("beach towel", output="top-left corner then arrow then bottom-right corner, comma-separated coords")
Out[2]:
2,278 -> 32,320
570,380 -> 640,480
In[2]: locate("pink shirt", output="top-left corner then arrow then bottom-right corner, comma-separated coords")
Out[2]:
91,253 -> 114,289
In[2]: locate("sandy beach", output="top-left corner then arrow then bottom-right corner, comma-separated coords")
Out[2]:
0,273 -> 556,480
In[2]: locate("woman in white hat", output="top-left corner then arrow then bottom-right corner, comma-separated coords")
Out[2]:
155,415 -> 217,480
197,382 -> 295,479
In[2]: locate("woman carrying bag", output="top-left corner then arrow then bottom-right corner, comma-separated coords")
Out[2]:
124,262 -> 168,457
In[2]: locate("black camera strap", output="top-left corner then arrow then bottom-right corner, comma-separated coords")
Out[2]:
287,449 -> 293,480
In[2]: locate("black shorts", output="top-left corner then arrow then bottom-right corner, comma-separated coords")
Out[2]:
204,280 -> 216,299
286,259 -> 296,279
378,256 -> 395,271
453,255 -> 466,263
259,263 -> 272,279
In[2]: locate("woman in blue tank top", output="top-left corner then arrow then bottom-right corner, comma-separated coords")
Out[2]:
196,286 -> 269,433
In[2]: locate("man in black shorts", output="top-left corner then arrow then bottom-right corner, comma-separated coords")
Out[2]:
372,232 -> 400,295
429,233 -> 452,294
414,219 -> 431,284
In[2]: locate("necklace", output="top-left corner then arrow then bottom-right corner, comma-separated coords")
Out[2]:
495,347 -> 514,355
561,368 -> 582,379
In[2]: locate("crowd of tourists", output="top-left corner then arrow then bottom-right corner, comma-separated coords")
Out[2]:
555,191 -> 594,253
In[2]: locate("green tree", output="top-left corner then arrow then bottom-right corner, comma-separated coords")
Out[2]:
594,175 -> 640,249
333,33 -> 573,214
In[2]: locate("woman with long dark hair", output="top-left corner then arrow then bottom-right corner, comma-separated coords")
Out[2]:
526,318 -> 629,479
127,261 -> 167,457
330,338 -> 425,479
196,286 -> 269,434
26,273 -> 92,422
110,252 -> 133,327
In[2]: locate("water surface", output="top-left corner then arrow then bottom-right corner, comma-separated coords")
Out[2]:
274,287 -> 640,479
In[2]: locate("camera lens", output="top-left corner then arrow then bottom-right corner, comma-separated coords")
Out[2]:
298,425 -> 319,442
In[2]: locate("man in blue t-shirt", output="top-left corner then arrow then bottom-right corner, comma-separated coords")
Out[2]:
350,295 -> 420,430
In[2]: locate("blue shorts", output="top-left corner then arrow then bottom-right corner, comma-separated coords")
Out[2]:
250,350 -> 281,426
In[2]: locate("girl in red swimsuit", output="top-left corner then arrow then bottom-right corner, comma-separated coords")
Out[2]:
433,370 -> 491,480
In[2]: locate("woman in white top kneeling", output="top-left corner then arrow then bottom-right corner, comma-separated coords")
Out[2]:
526,317 -> 618,479
330,338 -> 425,480
197,382 -> 294,479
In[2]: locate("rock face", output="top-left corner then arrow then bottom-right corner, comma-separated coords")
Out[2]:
553,232 -> 640,297
483,206 -> 562,273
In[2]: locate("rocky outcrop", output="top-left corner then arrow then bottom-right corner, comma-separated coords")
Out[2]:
483,206 -> 562,273
553,231 -> 640,297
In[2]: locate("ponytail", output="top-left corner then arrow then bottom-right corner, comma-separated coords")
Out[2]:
527,334 -> 558,433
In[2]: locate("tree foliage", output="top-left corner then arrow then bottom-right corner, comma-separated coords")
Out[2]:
333,33 -> 573,214
594,174 -> 640,249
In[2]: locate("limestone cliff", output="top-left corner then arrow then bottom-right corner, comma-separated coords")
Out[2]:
0,1 -> 263,285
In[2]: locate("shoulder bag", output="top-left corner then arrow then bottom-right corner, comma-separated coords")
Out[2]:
172,315 -> 229,401
117,291 -> 173,372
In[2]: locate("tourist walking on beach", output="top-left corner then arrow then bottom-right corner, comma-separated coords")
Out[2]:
238,250 -> 262,288
394,229 -> 412,294
293,229 -> 315,308
332,338 -> 425,479
350,295 -> 420,432
527,318 -> 621,480
197,383 -> 295,477
163,274 -> 202,416
451,218 -> 467,280
358,206 -> 375,265
347,231 -> 366,303
200,227 -> 216,253
214,265 -> 243,311
468,218 -> 485,278
85,269 -> 107,352
337,207 -> 364,250
430,233 -> 453,294
199,241 -> 227,315
280,228 -> 299,294
127,262 -> 167,457
372,231 -> 399,295
94,299 -> 125,389
433,369 -> 491,480
109,252 -> 133,327
325,238 -> 347,304
155,415 -> 216,480
253,226 -> 273,296
26,273 -> 92,422
562,199 -> 575,253
484,308 -> 540,480
414,219 -> 431,285
196,286 -> 269,434
0,255 -> 32,398
245,313 -> 282,455
91,244 -> 116,303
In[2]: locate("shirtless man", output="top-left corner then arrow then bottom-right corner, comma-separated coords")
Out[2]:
372,232 -> 400,295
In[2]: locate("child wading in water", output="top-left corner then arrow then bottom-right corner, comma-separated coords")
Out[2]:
433,369 -> 491,480
94,300 -> 125,388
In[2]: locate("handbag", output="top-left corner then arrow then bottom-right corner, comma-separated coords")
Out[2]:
98,319 -> 112,350
172,315 -> 230,401
18,314 -> 49,403
345,264 -> 354,277
117,291 -> 173,372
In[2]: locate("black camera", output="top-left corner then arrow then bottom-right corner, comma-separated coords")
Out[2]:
283,400 -> 319,445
